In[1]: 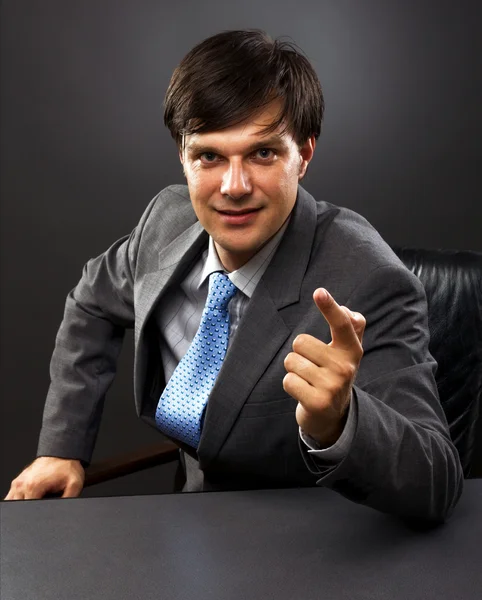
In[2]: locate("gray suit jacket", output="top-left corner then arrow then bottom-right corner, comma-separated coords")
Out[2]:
38,185 -> 463,520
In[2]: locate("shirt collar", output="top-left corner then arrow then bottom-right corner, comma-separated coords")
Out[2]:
198,216 -> 291,299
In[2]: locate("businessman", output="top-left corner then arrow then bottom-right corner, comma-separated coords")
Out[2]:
6,30 -> 463,520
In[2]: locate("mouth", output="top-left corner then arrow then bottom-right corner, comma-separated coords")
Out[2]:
216,207 -> 261,225
217,208 -> 260,215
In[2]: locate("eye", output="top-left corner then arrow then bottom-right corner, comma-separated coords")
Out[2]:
200,152 -> 219,163
255,148 -> 275,160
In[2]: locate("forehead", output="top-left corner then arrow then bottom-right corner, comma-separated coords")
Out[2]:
184,100 -> 294,154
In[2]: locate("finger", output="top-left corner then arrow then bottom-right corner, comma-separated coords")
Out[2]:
313,288 -> 361,351
62,481 -> 83,499
283,371 -> 312,403
341,306 -> 366,344
284,351 -> 327,388
23,484 -> 50,500
4,488 -> 24,501
291,333 -> 328,367
23,477 -> 64,500
283,371 -> 323,413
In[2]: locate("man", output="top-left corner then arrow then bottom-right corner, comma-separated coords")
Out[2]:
6,30 -> 463,520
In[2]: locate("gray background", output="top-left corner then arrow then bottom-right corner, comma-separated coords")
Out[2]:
1,0 -> 481,498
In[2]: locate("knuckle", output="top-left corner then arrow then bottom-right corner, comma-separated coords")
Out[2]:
293,334 -> 310,352
283,372 -> 292,385
74,481 -> 84,493
24,481 -> 36,494
283,372 -> 296,391
71,474 -> 83,487
324,379 -> 340,396
284,352 -> 295,370
331,360 -> 355,383
340,362 -> 356,380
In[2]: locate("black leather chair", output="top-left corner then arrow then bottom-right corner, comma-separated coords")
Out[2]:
84,247 -> 482,488
393,247 -> 482,478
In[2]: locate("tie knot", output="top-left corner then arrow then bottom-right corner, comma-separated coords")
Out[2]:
207,272 -> 237,310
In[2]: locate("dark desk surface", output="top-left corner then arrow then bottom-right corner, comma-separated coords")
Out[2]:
1,480 -> 481,600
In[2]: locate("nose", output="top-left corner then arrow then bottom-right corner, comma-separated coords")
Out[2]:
220,160 -> 252,200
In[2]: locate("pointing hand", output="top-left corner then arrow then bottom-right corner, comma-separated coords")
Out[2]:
283,288 -> 366,447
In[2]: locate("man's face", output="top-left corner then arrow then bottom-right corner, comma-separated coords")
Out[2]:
180,100 -> 315,272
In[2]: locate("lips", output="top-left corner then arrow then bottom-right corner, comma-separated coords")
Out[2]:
216,207 -> 261,224
217,208 -> 260,215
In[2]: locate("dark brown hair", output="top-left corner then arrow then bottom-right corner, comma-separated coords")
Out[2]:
163,30 -> 324,148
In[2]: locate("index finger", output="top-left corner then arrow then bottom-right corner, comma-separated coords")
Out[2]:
313,288 -> 361,350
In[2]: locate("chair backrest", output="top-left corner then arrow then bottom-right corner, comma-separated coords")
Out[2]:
393,247 -> 482,478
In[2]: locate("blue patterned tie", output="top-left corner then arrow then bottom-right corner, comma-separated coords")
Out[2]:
155,271 -> 237,448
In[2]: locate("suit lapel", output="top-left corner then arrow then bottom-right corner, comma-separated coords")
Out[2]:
136,221 -> 207,332
198,186 -> 318,466
134,221 -> 208,410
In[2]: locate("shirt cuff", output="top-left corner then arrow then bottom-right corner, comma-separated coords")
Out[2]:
299,396 -> 357,465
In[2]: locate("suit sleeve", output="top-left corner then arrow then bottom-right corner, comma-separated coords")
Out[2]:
301,263 -> 464,522
36,195 -> 160,466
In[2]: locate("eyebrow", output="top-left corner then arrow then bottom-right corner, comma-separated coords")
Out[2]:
185,134 -> 288,156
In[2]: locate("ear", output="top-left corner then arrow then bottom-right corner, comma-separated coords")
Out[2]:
298,135 -> 316,180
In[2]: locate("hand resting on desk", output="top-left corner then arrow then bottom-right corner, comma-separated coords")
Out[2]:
5,456 -> 84,500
